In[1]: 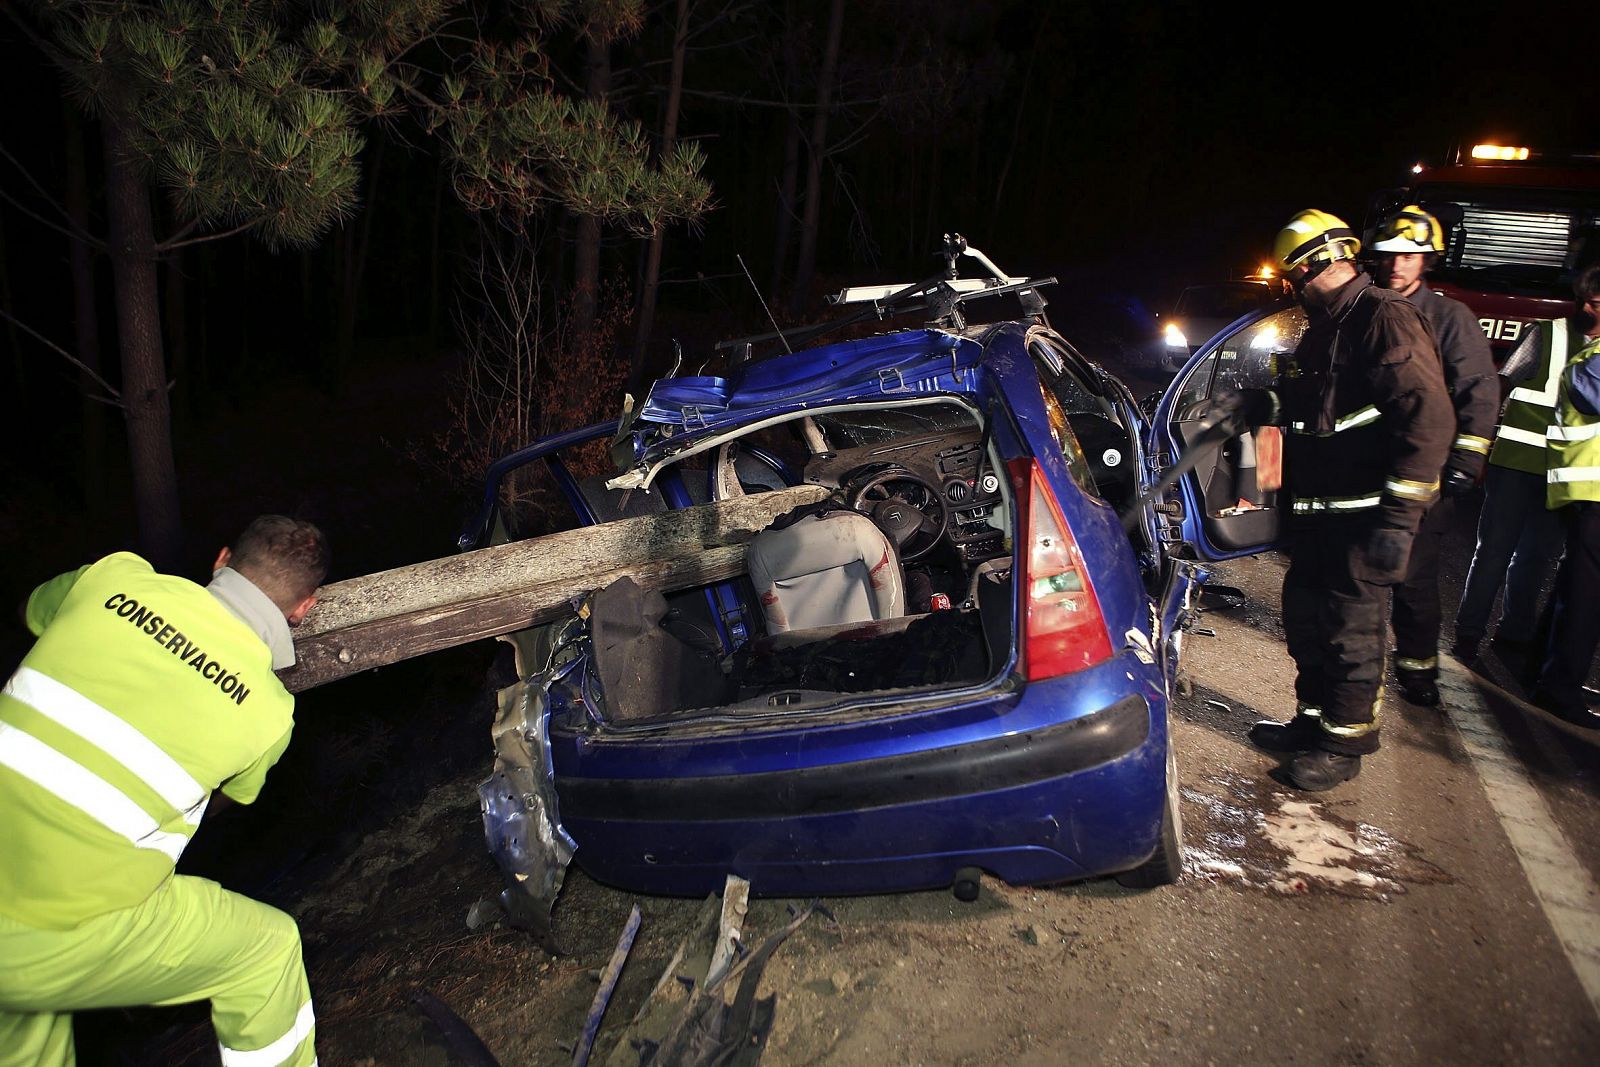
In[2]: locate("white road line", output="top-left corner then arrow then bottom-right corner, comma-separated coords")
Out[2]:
1436,660 -> 1600,1016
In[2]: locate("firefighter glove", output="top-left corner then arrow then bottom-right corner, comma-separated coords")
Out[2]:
1443,465 -> 1479,498
1202,388 -> 1276,437
1359,525 -> 1415,585
1443,453 -> 1483,497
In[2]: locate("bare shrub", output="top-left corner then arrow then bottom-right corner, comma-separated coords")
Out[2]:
411,221 -> 631,535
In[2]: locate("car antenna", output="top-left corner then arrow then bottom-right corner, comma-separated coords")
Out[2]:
736,253 -> 791,355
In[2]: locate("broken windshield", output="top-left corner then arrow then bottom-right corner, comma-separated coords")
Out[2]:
811,406 -> 973,448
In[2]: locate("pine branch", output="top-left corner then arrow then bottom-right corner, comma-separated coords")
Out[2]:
0,305 -> 122,404
0,140 -> 98,242
154,215 -> 264,252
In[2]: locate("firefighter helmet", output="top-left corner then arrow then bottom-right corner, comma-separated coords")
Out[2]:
1273,209 -> 1361,273
1371,205 -> 1446,254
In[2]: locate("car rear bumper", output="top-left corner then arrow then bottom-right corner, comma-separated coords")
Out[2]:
555,678 -> 1169,896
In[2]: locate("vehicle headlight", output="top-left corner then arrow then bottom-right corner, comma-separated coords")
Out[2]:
1163,323 -> 1188,349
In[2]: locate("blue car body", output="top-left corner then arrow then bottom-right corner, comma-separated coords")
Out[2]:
465,281 -> 1285,936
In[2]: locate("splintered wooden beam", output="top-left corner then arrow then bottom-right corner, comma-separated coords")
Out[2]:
277,484 -> 829,692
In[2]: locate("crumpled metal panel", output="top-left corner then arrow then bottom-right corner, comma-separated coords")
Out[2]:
479,617 -> 587,951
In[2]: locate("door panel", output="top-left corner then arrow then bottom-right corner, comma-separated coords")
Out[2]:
1152,306 -> 1308,560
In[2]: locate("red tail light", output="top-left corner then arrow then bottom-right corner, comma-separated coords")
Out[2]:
1008,457 -> 1115,679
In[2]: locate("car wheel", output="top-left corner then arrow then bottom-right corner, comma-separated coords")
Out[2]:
1116,740 -> 1184,888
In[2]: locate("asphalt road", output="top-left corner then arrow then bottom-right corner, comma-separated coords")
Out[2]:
295,481 -> 1600,1067
263,347 -> 1600,1066
749,505 -> 1600,1065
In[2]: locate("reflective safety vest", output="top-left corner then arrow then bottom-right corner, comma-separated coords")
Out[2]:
1491,318 -> 1570,475
0,552 -> 294,929
1547,336 -> 1600,508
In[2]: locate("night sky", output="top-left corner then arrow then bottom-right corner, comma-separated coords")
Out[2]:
0,0 -> 1590,563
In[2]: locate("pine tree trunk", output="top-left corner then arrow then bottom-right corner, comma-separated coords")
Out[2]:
770,116 -> 801,298
571,35 -> 612,339
787,0 -> 845,317
64,108 -> 106,505
103,116 -> 182,569
334,133 -> 386,392
429,161 -> 445,347
164,249 -> 188,428
630,0 -> 690,391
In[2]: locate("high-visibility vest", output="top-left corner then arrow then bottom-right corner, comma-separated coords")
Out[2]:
1491,318 -> 1571,475
0,552 -> 294,929
1547,336 -> 1600,508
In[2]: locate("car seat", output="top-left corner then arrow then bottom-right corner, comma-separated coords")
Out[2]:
746,510 -> 907,633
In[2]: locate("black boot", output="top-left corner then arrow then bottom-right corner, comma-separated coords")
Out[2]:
1450,632 -> 1481,662
1286,750 -> 1362,791
1248,714 -> 1322,754
1397,668 -> 1440,707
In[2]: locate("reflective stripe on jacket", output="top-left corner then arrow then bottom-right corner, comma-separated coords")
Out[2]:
1275,273 -> 1454,528
0,553 -> 294,929
1406,287 -> 1498,473
1547,337 -> 1600,507
1493,318 -> 1569,475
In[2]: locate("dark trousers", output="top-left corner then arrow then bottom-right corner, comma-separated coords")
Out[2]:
1456,464 -> 1564,640
1283,522 -> 1391,757
1537,502 -> 1600,713
1392,497 -> 1453,676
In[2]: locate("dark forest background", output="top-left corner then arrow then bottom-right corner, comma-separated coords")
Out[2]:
0,0 -> 1590,590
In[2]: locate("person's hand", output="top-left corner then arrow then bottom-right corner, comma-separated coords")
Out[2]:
1358,526 -> 1414,584
1202,388 -> 1274,437
1443,466 -> 1478,498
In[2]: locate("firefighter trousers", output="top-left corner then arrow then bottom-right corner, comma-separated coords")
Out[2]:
1282,522 -> 1390,756
1392,497 -> 1454,677
0,875 -> 315,1067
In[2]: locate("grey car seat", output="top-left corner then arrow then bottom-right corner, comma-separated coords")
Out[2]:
746,510 -> 907,633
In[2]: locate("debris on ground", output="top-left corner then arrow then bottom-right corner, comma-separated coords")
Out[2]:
411,988 -> 503,1067
600,875 -> 823,1066
573,903 -> 643,1067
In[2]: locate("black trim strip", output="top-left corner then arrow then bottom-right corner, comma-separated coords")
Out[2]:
557,694 -> 1151,822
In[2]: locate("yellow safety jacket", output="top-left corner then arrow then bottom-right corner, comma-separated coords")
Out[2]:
1491,318 -> 1572,475
0,552 -> 294,929
1547,336 -> 1600,508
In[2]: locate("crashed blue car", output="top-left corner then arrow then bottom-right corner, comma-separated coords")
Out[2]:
461,237 -> 1290,938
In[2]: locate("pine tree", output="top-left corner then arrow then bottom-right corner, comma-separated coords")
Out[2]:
15,0 -> 710,566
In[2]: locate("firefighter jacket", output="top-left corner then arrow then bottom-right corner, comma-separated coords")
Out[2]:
0,552 -> 295,930
1547,335 -> 1600,507
1403,285 -> 1498,478
1272,272 -> 1455,531
1492,318 -> 1580,475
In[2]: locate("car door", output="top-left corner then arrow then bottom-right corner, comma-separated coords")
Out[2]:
1145,304 -> 1309,561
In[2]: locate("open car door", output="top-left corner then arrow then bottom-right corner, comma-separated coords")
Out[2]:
1146,304 -> 1308,561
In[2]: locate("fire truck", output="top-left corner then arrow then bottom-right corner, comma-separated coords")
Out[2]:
1367,143 -> 1600,358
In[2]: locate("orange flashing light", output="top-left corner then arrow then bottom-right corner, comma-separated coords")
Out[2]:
1470,144 -> 1530,161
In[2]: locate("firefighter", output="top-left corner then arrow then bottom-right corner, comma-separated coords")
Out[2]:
1241,209 -> 1454,791
0,516 -> 329,1067
1369,206 -> 1499,705
1529,265 -> 1600,729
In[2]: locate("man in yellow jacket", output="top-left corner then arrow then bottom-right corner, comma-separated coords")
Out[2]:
0,515 -> 329,1067
1530,266 -> 1600,730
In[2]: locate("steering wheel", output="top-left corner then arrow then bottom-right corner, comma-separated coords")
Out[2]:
845,468 -> 949,561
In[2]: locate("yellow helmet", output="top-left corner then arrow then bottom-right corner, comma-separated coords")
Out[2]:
1371,205 -> 1445,254
1273,209 -> 1360,273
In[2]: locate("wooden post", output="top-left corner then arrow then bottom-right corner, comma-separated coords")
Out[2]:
278,485 -> 828,692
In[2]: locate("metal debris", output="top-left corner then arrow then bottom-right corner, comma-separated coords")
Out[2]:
411,989 -> 502,1067
573,904 -> 643,1067
601,875 -> 823,1067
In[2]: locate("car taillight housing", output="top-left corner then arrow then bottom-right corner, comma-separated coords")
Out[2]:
1009,457 -> 1114,680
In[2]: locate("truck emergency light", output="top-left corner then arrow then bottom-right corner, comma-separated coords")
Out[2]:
1471,144 -> 1531,161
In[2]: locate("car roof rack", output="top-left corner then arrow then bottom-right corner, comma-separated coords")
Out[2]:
713,233 -> 1055,357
